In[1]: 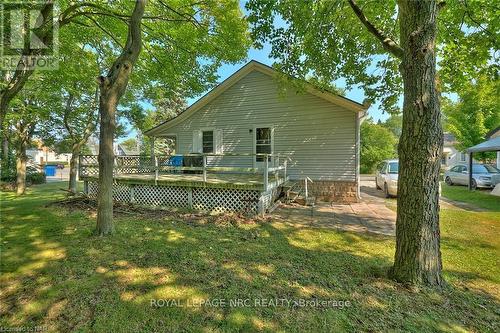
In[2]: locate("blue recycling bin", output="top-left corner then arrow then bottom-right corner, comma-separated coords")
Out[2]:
44,165 -> 56,176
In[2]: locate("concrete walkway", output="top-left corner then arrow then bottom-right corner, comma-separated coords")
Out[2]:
272,180 -> 396,236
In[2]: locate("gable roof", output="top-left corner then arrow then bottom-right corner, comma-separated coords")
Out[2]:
443,132 -> 457,145
144,60 -> 369,136
486,126 -> 500,139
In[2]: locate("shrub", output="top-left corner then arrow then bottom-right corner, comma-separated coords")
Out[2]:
0,161 -> 46,185
27,171 -> 46,184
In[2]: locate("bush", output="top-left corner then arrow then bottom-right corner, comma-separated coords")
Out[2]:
0,162 -> 46,185
27,171 -> 46,184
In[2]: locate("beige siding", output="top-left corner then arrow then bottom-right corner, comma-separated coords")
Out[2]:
158,70 -> 357,181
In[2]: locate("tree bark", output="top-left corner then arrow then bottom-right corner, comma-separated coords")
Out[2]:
95,0 -> 146,236
68,145 -> 79,193
1,132 -> 9,166
16,138 -> 28,195
390,0 -> 443,286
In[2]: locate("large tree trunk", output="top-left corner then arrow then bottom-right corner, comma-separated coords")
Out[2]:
16,140 -> 28,195
68,145 -> 80,193
1,132 -> 9,166
390,0 -> 443,286
96,100 -> 116,235
95,0 -> 146,236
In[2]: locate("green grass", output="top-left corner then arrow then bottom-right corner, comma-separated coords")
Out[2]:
441,183 -> 500,211
1,182 -> 499,332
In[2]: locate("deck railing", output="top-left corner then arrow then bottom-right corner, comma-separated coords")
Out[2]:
78,153 -> 289,191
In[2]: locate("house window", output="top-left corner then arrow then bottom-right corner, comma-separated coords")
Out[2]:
202,130 -> 214,153
441,154 -> 447,165
256,127 -> 272,162
460,152 -> 466,162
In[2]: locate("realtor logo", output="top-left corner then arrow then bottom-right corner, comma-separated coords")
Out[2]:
0,1 -> 59,70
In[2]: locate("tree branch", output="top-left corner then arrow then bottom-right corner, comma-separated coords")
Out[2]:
347,0 -> 404,59
63,92 -> 76,140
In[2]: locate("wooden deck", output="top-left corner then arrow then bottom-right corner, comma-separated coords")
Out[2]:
82,172 -> 286,190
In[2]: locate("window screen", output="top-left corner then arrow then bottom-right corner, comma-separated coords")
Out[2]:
256,127 -> 271,162
202,131 -> 214,153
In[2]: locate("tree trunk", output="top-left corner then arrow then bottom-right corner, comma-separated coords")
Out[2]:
68,145 -> 80,193
1,131 -> 9,166
16,140 -> 28,195
390,0 -> 443,286
95,0 -> 146,236
96,99 -> 116,235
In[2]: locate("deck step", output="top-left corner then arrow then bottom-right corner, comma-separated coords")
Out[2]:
267,199 -> 282,214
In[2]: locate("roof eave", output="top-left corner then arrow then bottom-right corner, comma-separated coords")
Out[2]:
144,60 -> 368,137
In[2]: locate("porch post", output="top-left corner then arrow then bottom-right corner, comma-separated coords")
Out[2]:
264,155 -> 269,191
202,155 -> 207,182
187,188 -> 193,209
150,136 -> 155,157
468,152 -> 473,190
130,184 -> 136,203
284,160 -> 287,181
154,156 -> 158,185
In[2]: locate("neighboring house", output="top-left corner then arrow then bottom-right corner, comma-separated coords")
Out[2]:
116,143 -> 140,156
442,133 -> 469,168
442,130 -> 500,169
486,126 -> 500,168
27,147 -> 71,165
145,60 -> 368,202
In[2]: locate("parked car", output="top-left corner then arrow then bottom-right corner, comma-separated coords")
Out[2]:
375,159 -> 399,198
444,164 -> 500,189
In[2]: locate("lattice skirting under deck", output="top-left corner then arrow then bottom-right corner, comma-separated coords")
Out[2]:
85,181 -> 270,214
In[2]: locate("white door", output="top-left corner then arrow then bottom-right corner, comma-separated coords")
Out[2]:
254,127 -> 273,169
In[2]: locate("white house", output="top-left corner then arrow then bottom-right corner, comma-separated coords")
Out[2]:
442,133 -> 469,168
27,147 -> 72,165
145,60 -> 368,202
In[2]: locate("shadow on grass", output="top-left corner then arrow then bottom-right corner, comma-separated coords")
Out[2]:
1,184 -> 499,332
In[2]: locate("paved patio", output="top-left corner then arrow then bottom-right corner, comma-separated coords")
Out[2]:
272,180 -> 396,236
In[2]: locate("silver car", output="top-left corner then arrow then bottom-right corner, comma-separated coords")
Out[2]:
375,159 -> 399,197
444,164 -> 500,189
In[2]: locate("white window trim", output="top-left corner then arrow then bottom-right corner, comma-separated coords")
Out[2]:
193,128 -> 223,154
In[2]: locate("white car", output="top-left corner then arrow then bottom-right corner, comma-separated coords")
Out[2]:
375,159 -> 399,197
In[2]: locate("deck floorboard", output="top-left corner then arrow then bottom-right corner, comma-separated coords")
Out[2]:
81,172 -> 286,190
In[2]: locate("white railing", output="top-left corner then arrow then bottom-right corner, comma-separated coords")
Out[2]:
304,176 -> 313,199
79,153 -> 289,191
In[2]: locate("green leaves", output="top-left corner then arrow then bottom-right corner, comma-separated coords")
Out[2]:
360,118 -> 397,173
246,0 -> 498,111
443,74 -> 500,161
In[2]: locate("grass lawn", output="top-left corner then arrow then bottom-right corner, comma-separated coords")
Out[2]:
1,182 -> 499,332
441,183 -> 500,212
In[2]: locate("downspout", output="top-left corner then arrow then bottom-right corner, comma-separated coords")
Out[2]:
356,101 -> 370,200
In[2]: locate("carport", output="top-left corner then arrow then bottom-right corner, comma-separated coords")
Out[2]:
466,137 -> 500,190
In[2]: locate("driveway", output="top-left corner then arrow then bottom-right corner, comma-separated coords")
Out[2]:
272,180 -> 396,236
